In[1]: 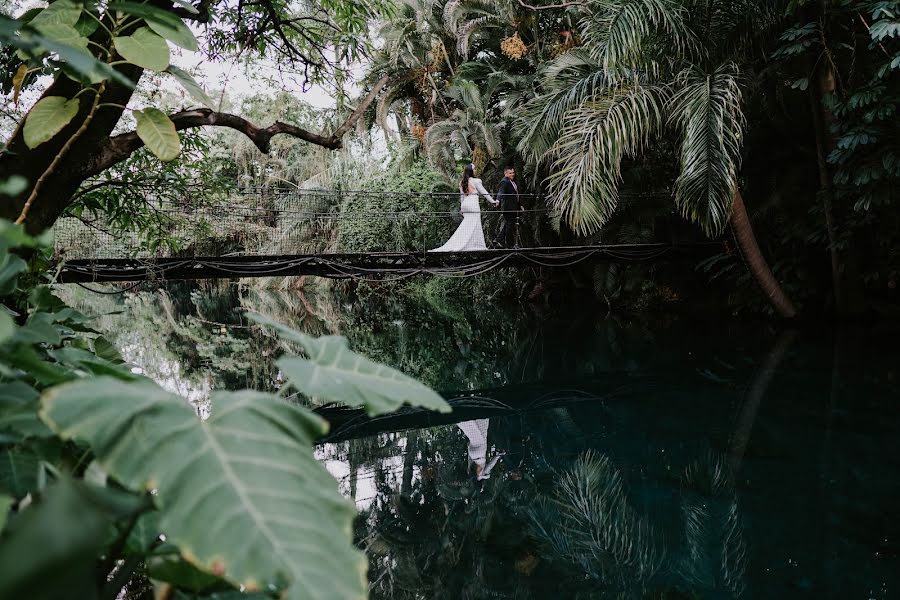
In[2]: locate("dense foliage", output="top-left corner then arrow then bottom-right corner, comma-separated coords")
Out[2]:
2,0 -> 900,594
0,222 -> 448,599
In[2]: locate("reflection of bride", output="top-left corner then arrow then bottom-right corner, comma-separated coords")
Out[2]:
430,163 -> 498,252
458,419 -> 503,480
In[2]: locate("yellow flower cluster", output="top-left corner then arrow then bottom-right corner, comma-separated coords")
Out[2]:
500,34 -> 528,60
430,41 -> 447,72
412,123 -> 427,143
412,68 -> 430,96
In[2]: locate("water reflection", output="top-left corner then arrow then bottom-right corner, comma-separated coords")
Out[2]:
58,282 -> 900,598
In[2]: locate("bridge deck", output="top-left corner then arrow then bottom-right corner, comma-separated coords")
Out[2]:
55,243 -> 722,282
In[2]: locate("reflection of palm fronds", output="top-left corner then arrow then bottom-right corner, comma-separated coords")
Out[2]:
678,453 -> 748,598
529,451 -> 664,588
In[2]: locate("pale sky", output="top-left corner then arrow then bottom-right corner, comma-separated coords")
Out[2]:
7,0 -> 360,112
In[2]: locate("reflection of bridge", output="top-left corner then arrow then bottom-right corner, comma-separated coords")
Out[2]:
313,378 -> 656,443
52,189 -> 721,282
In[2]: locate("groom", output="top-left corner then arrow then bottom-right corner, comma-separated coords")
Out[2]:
493,165 -> 522,248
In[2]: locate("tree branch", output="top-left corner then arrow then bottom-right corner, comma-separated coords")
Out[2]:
94,75 -> 389,175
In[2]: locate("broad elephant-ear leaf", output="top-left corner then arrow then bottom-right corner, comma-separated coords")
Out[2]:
113,27 -> 170,71
248,313 -> 451,416
23,96 -> 80,149
39,379 -> 367,600
134,108 -> 181,161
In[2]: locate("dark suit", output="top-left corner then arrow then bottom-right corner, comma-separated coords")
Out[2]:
493,177 -> 521,248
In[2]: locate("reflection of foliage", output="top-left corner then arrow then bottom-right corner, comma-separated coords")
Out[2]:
529,451 -> 664,591
348,410 -> 751,600
58,282 -> 282,393
357,425 -> 536,600
678,454 -> 747,598
529,449 -> 747,598
61,276 -> 678,396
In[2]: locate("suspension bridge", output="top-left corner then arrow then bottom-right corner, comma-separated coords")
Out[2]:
52,189 -> 722,282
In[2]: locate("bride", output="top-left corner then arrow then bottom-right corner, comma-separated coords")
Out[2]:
430,163 -> 498,252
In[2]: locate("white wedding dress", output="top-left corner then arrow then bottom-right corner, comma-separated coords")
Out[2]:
430,178 -> 495,252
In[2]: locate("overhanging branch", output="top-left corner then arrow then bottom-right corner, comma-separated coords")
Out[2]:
97,75 -> 389,174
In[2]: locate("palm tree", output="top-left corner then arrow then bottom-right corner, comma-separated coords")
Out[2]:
443,0 -> 523,59
423,79 -> 505,174
517,0 -> 797,318
369,0 -> 459,139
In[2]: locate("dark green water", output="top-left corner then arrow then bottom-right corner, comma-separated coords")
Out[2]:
65,283 -> 899,599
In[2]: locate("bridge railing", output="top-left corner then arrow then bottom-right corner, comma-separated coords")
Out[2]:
53,190 -> 555,259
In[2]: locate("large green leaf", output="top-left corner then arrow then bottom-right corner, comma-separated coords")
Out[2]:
0,447 -> 39,497
250,313 -> 451,416
33,22 -> 88,50
0,382 -> 53,439
0,476 -> 145,600
134,108 -> 181,161
113,27 -> 169,71
108,0 -> 199,51
0,312 -> 13,345
167,65 -> 214,107
40,379 -> 367,600
0,493 -> 11,530
146,17 -> 198,51
108,2 -> 197,50
28,0 -> 81,28
0,176 -> 27,197
148,555 -> 230,593
0,16 -> 132,88
23,95 -> 80,149
0,252 -> 26,295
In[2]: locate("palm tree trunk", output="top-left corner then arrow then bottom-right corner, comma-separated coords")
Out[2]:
730,190 -> 797,319
728,329 -> 797,473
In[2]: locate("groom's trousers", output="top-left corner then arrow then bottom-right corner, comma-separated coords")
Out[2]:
495,214 -> 517,248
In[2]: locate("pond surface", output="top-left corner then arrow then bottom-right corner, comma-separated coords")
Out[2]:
64,282 -> 899,599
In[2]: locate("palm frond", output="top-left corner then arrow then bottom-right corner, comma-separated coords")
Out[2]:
515,50 -> 611,161
375,85 -> 404,138
481,122 -> 502,157
455,15 -> 503,58
447,79 -> 484,113
580,0 -> 699,75
442,0 -> 465,32
669,63 -> 745,237
530,451 -> 665,584
543,83 -> 670,235
678,452 -> 748,598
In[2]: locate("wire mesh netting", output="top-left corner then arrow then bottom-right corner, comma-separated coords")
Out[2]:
53,190 -> 553,260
